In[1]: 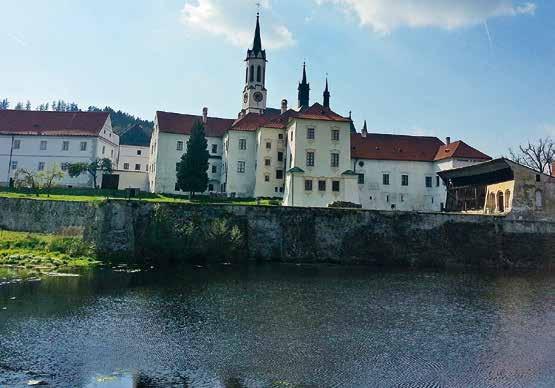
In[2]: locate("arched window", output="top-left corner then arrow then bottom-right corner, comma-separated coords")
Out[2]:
257,65 -> 262,82
497,191 -> 504,213
262,68 -> 265,84
505,190 -> 511,209
536,190 -> 543,209
249,65 -> 254,82
487,192 -> 496,213
245,67 -> 248,84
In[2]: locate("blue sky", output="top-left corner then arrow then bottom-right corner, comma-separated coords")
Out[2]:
1,0 -> 554,157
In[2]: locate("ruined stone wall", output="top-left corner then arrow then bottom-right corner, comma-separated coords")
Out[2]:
0,197 -> 553,269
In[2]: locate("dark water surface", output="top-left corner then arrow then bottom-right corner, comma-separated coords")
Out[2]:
0,264 -> 554,387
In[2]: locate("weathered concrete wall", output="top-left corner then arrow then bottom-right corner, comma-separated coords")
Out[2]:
0,197 -> 553,269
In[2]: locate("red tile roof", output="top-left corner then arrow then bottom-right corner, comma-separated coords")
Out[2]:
434,140 -> 491,161
231,109 -> 282,131
156,111 -> 234,138
0,110 -> 109,137
351,133 -> 445,161
294,103 -> 350,122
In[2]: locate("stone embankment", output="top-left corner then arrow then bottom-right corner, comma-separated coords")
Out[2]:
0,197 -> 553,269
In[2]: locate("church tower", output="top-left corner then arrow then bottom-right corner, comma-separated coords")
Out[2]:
298,63 -> 310,109
323,77 -> 330,108
242,13 -> 267,115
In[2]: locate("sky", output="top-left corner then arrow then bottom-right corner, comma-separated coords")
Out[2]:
1,0 -> 554,157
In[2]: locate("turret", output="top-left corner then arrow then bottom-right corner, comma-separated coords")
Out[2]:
323,77 -> 330,108
298,63 -> 310,109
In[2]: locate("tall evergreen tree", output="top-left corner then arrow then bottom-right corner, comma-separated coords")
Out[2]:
14,102 -> 24,110
0,99 -> 8,110
25,100 -> 32,110
176,120 -> 209,198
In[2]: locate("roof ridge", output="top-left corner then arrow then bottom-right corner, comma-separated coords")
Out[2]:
156,110 -> 234,122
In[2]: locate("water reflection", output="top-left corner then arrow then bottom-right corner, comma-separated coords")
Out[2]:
0,264 -> 554,387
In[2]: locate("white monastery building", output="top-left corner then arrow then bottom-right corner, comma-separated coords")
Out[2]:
148,14 -> 491,210
0,110 -> 119,187
0,14 -> 491,211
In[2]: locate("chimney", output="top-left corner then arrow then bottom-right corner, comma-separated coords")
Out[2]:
445,136 -> 451,145
202,107 -> 208,124
281,99 -> 288,114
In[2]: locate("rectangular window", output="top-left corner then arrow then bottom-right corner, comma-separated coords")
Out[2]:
383,174 -> 390,185
13,140 -> 20,149
38,162 -> 45,171
80,141 -> 87,151
332,180 -> 340,192
402,175 -> 409,186
331,153 -> 339,168
61,162 -> 68,171
137,149 -> 142,155
266,141 -> 271,149
307,128 -> 315,139
212,144 -> 218,154
40,140 -> 47,150
212,165 -> 217,174
331,129 -> 340,141
111,149 -> 114,157
276,169 -> 283,179
358,174 -> 365,184
237,161 -> 246,173
306,151 -> 315,167
176,141 -> 183,151
102,145 -> 105,154
436,176 -> 440,187
265,158 -> 271,166
278,134 -> 284,140
124,163 -> 130,170
239,139 -> 247,150
62,141 -> 69,151
305,179 -> 313,191
426,176 -> 433,188
11,161 -> 17,170
135,164 -> 141,171
277,151 -> 283,162
264,174 -> 270,182
318,180 -> 326,191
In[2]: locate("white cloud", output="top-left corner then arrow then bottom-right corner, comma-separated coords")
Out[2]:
315,0 -> 536,33
180,0 -> 295,49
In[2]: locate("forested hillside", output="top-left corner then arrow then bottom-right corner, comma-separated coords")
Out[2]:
0,98 -> 153,135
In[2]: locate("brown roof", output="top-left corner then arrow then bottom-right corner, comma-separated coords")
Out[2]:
434,140 -> 491,161
0,110 -> 109,137
231,108 -> 282,131
294,103 -> 351,122
351,133 -> 445,161
156,111 -> 234,138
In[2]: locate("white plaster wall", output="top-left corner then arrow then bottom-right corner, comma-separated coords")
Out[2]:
0,134 -> 106,187
253,127 -> 286,198
223,130 -> 257,197
283,118 -> 355,207
115,170 -> 149,191
354,159 -> 445,211
118,145 -> 149,172
150,129 -> 223,195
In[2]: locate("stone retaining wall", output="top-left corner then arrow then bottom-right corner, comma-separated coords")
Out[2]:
0,198 -> 553,269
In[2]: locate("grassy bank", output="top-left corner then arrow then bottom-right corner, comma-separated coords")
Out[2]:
0,230 -> 100,279
0,187 -> 281,206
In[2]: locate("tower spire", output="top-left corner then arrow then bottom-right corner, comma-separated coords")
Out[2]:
323,75 -> 330,108
298,62 -> 310,109
252,12 -> 262,54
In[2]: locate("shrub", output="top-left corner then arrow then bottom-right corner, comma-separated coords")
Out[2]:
46,237 -> 95,257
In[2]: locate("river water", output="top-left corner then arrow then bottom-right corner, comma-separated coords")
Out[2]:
0,264 -> 554,387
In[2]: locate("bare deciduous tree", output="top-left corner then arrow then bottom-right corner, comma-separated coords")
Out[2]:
508,137 -> 554,176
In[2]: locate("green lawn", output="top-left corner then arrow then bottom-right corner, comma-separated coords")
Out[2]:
0,187 -> 282,206
0,230 -> 101,277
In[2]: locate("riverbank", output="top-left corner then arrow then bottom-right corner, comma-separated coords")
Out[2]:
0,230 -> 100,280
0,197 -> 553,270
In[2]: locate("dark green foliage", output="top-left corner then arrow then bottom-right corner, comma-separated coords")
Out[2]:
176,121 -> 209,197
87,106 -> 154,134
0,98 -> 9,110
68,158 -> 113,188
142,206 -> 244,263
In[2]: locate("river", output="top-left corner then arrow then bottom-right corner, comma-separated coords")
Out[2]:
0,264 -> 554,387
